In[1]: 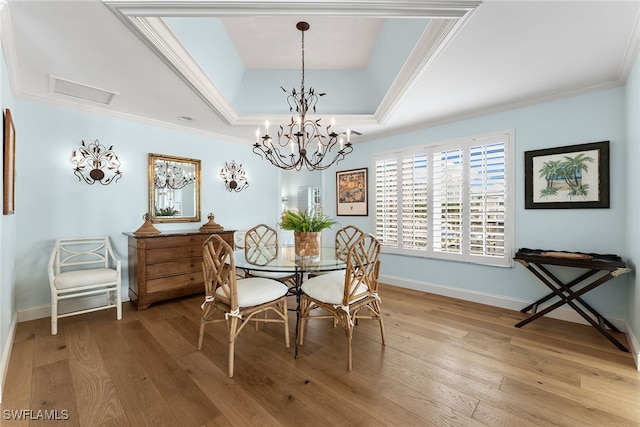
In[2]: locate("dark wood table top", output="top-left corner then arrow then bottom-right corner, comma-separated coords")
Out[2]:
514,248 -> 628,270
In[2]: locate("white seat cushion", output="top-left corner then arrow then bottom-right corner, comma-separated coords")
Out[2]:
54,268 -> 118,290
216,277 -> 288,308
301,272 -> 367,305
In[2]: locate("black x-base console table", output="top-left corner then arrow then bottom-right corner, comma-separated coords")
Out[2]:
514,248 -> 631,352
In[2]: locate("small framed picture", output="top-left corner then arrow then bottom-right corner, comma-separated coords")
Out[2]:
336,167 -> 368,216
524,141 -> 609,209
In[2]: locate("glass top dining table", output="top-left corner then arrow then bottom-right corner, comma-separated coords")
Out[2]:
233,246 -> 347,283
233,245 -> 347,358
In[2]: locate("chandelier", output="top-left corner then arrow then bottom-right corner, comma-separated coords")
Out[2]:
253,21 -> 353,171
154,161 -> 195,190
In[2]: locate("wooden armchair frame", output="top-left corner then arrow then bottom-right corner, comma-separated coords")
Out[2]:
198,234 -> 290,377
298,234 -> 385,370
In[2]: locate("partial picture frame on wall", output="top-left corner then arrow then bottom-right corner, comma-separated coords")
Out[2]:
3,108 -> 15,215
336,167 -> 368,216
524,140 -> 610,209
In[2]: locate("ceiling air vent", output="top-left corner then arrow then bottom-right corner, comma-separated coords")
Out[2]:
50,75 -> 118,105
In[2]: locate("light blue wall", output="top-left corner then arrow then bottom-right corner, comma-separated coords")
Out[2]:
12,100 -> 281,310
0,5 -> 16,396
625,54 -> 640,342
320,87 -> 629,319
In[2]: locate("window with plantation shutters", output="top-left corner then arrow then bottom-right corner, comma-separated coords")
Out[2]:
373,131 -> 514,267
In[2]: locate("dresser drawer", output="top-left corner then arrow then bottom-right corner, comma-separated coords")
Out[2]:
146,258 -> 200,278
146,271 -> 204,293
146,245 -> 203,263
144,234 -> 208,250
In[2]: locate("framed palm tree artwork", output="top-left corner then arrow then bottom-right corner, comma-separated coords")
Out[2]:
525,141 -> 609,209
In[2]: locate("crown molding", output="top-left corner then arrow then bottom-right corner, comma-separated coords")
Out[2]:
618,5 -> 640,83
0,0 -> 20,98
125,16 -> 239,124
103,1 -> 482,18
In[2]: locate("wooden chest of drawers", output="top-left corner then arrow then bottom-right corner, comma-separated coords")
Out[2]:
125,229 -> 234,310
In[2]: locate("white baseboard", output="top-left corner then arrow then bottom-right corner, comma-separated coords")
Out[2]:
625,322 -> 640,371
380,274 -> 628,332
0,312 -> 17,403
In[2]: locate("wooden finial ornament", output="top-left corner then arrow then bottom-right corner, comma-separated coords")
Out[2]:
200,212 -> 223,232
134,212 -> 160,235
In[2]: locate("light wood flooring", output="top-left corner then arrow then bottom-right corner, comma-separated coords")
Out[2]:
1,284 -> 639,426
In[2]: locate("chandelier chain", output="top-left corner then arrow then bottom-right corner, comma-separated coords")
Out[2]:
300,27 -> 305,97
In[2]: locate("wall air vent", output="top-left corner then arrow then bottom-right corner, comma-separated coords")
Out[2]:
50,75 -> 118,105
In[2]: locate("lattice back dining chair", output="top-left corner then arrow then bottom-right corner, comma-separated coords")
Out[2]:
198,234 -> 290,377
306,225 -> 366,282
335,225 -> 366,261
48,236 -> 122,335
242,223 -> 296,286
298,233 -> 385,371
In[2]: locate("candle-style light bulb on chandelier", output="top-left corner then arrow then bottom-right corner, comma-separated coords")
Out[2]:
252,21 -> 353,171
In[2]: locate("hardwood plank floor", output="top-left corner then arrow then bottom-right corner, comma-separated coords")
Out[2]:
1,284 -> 638,426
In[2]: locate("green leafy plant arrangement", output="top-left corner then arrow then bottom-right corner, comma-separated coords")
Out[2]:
279,209 -> 337,232
155,206 -> 179,217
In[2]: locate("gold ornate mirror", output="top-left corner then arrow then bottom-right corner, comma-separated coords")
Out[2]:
148,153 -> 201,223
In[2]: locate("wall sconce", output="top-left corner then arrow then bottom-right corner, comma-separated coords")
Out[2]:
220,160 -> 248,192
70,139 -> 122,185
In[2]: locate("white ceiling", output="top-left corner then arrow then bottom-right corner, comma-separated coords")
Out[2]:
221,16 -> 384,70
3,1 -> 640,145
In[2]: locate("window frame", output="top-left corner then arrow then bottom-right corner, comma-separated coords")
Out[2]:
372,130 -> 515,267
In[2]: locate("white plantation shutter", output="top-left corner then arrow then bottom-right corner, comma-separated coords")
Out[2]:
373,131 -> 513,267
401,154 -> 428,250
432,149 -> 464,254
469,143 -> 506,259
375,158 -> 399,248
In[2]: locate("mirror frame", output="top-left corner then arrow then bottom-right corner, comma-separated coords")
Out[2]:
148,153 -> 201,223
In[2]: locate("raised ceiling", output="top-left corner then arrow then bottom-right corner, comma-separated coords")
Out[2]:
4,1 -> 640,144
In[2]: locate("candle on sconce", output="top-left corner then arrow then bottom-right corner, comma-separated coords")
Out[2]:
339,136 -> 344,150
347,129 -> 351,143
70,149 -> 83,166
255,129 -> 260,144
265,120 -> 270,135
